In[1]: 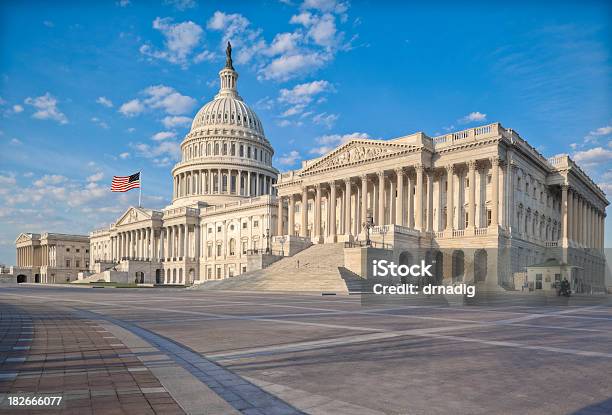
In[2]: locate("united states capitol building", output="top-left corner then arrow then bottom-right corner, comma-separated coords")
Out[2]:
10,45 -> 609,292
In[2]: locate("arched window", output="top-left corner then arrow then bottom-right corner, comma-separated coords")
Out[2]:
223,143 -> 227,155
229,239 -> 236,256
214,143 -> 219,155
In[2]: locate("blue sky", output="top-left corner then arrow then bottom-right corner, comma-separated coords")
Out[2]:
0,0 -> 611,265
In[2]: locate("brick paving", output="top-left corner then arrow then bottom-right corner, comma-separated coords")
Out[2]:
0,302 -> 184,415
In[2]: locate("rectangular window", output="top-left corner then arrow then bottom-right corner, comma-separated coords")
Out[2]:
76,260 -> 80,268
487,210 -> 492,226
207,245 -> 212,258
242,241 -> 247,254
66,259 -> 71,268
242,222 -> 247,229
465,212 -> 469,228
253,220 -> 259,228
76,248 -> 80,253
216,244 -> 222,256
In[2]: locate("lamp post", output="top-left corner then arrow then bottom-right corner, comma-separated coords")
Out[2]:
279,236 -> 286,256
265,228 -> 271,254
362,210 -> 374,247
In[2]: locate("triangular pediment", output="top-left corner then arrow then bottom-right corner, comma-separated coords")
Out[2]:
301,139 -> 419,175
15,233 -> 33,244
115,207 -> 152,227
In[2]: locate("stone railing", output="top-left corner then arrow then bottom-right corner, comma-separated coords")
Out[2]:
452,229 -> 465,237
432,123 -> 500,147
545,241 -> 559,247
475,227 -> 488,235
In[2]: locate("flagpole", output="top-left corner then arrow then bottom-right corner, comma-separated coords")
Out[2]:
138,170 -> 142,208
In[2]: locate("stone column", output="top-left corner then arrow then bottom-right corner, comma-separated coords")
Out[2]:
426,169 -> 434,232
277,196 -> 284,236
247,171 -> 251,196
329,182 -> 337,239
446,165 -> 454,231
300,186 -> 308,237
567,189 -> 573,243
394,169 -> 404,226
468,161 -> 476,230
415,165 -> 424,231
561,185 -> 569,244
377,171 -> 385,226
288,194 -> 295,236
314,184 -> 322,241
361,175 -> 368,230
344,179 -> 352,236
491,157 -> 500,228
184,224 -> 189,259
149,227 -> 154,260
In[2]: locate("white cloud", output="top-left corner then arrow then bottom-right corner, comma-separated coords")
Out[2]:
87,172 -> 104,182
34,174 -> 67,187
119,99 -> 145,117
302,0 -> 349,15
91,117 -> 109,129
309,132 -> 370,155
127,128 -> 136,133
278,80 -> 332,105
143,85 -> 197,115
151,131 -> 177,141
140,17 -> 205,68
588,126 -> 612,136
24,93 -> 68,124
12,104 -> 23,113
131,141 -> 181,166
119,85 -> 196,118
459,111 -> 487,124
312,112 -> 338,128
0,174 -> 16,186
163,0 -> 197,11
43,20 -> 54,28
10,138 -> 22,145
267,32 -> 302,56
96,96 -> 113,107
117,0 -> 130,7
573,146 -> 612,167
277,150 -> 301,165
260,51 -> 329,81
162,115 -> 192,128
119,152 -> 130,159
194,50 -> 215,63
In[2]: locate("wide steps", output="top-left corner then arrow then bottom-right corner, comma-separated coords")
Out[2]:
197,243 -> 364,293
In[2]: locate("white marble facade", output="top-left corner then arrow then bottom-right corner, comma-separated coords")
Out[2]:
17,46 -> 609,290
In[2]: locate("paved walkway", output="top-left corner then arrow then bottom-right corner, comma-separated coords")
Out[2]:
1,285 -> 612,414
0,302 -> 185,415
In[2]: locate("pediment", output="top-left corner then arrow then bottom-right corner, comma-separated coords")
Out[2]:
15,233 -> 32,244
301,140 -> 419,175
115,207 -> 152,227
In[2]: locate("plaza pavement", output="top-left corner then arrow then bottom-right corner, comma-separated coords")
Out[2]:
0,285 -> 611,415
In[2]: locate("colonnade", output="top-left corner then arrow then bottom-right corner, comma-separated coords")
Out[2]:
562,186 -> 606,250
173,169 -> 275,199
111,224 -> 200,262
16,246 -> 34,267
277,159 -> 503,240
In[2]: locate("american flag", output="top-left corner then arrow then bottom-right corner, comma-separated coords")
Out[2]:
111,172 -> 141,192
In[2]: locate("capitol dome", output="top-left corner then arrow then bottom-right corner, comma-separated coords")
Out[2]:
170,42 -> 278,208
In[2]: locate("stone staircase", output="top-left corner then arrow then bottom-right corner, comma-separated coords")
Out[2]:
196,243 -> 365,293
